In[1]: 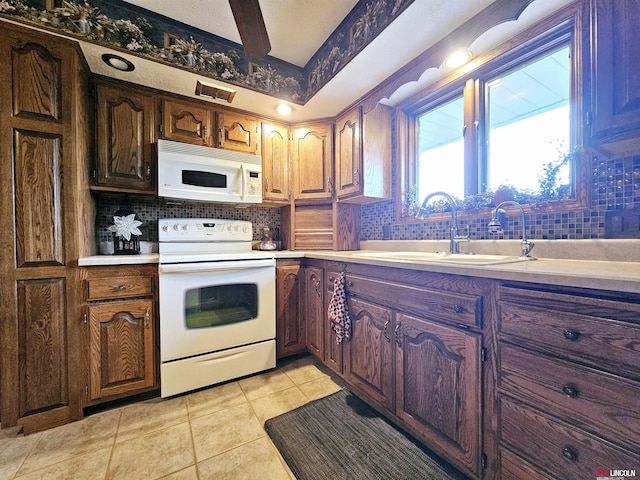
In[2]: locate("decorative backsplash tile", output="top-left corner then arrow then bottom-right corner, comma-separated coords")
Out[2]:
96,193 -> 281,243
361,153 -> 640,241
96,153 -> 640,245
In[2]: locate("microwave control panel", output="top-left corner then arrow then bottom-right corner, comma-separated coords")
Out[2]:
246,169 -> 261,196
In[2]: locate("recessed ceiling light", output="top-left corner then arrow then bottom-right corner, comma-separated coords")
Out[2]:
276,103 -> 293,115
443,50 -> 472,69
101,54 -> 135,72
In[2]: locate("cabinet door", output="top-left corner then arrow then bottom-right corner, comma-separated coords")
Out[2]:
304,266 -> 324,360
216,110 -> 260,154
161,98 -> 212,146
324,270 -> 343,374
335,106 -> 362,198
95,82 -> 155,192
1,28 -> 85,433
395,312 -> 482,477
589,0 -> 640,142
344,297 -> 394,411
276,261 -> 305,358
262,122 -> 289,203
88,299 -> 155,401
292,123 -> 333,201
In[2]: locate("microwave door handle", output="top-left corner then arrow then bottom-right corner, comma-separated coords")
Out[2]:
159,259 -> 274,274
240,163 -> 246,201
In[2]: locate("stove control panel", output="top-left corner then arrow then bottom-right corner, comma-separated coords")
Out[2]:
159,218 -> 252,242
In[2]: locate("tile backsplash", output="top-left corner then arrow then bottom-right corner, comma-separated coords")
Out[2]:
362,153 -> 640,241
96,194 -> 281,243
95,153 -> 640,246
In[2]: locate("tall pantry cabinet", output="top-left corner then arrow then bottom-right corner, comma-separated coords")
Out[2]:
0,23 -> 93,433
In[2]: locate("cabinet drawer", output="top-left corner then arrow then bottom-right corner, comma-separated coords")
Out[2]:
500,448 -> 555,480
347,274 -> 481,327
500,396 -> 640,480
87,276 -> 153,300
498,287 -> 640,379
499,343 -> 640,450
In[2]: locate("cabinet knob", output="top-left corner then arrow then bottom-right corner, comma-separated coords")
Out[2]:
561,446 -> 578,462
117,285 -> 127,291
562,385 -> 579,398
563,330 -> 580,341
453,305 -> 464,314
328,276 -> 335,283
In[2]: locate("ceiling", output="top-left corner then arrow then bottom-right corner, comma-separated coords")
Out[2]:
80,0 -> 574,122
122,0 -> 360,67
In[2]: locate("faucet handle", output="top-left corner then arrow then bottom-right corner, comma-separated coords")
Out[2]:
521,239 -> 535,257
454,225 -> 471,242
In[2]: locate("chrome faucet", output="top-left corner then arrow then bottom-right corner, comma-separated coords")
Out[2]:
488,200 -> 535,257
417,191 -> 469,254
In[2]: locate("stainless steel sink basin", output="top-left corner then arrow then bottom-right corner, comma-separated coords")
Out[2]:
351,251 -> 536,266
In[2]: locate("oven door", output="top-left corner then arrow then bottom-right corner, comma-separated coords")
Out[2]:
158,258 -> 275,362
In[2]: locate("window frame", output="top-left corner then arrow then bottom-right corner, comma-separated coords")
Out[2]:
395,7 -> 588,223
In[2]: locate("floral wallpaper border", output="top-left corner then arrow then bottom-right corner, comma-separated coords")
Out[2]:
0,0 -> 414,103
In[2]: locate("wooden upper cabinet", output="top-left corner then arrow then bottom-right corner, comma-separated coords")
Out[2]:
589,0 -> 640,145
335,106 -> 362,198
161,98 -> 212,147
262,122 -> 289,203
11,42 -> 62,122
216,110 -> 260,155
95,82 -> 155,193
292,122 -> 333,201
336,103 -> 391,203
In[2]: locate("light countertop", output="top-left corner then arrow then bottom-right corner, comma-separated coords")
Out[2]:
78,241 -> 640,294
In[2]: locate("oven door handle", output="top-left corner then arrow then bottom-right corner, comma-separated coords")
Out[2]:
158,259 -> 274,274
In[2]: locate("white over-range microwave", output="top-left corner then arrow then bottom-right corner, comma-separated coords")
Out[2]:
157,139 -> 262,204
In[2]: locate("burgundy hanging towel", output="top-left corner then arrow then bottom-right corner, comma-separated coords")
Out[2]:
328,271 -> 351,344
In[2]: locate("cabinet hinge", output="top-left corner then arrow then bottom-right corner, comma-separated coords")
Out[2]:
82,313 -> 87,324
85,385 -> 89,395
481,347 -> 487,362
159,123 -> 163,134
585,111 -> 592,126
91,169 -> 97,180
481,453 -> 487,469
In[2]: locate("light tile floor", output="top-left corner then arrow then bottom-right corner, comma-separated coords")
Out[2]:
0,355 -> 344,480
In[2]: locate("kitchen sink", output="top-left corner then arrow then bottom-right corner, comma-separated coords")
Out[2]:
351,251 -> 536,266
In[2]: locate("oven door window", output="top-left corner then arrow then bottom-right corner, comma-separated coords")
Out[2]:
185,283 -> 258,328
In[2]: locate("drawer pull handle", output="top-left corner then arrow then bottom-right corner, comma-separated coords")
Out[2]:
117,285 -> 127,291
562,385 -> 579,398
453,305 -> 464,314
561,446 -> 578,462
563,330 -> 580,341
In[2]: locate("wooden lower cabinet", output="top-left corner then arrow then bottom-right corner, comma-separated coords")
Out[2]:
87,299 -> 155,400
276,260 -> 305,358
343,297 -> 394,411
82,265 -> 158,405
395,312 -> 482,476
323,269 -> 343,374
496,283 -> 640,479
304,264 -> 324,360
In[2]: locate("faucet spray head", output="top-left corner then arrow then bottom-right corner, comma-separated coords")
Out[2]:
488,208 -> 504,234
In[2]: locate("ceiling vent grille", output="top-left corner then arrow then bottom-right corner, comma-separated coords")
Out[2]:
195,80 -> 236,103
